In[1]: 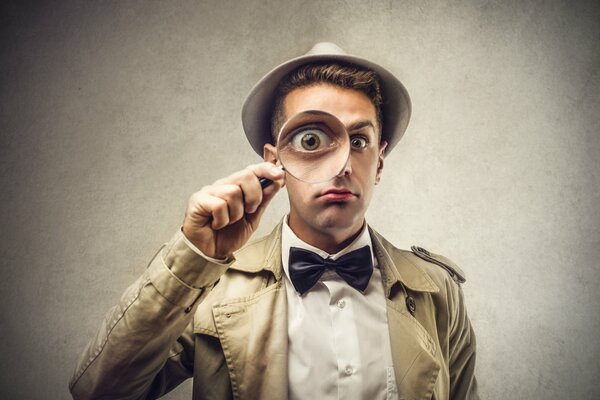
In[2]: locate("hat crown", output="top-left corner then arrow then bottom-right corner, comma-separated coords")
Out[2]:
305,42 -> 347,56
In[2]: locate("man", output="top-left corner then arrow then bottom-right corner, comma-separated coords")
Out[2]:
70,43 -> 479,399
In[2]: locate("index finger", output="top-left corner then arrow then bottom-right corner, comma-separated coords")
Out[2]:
219,163 -> 284,213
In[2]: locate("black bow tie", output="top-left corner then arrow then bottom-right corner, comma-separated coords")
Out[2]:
288,246 -> 373,295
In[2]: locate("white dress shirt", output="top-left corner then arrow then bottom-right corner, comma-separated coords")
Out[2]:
282,217 -> 398,400
182,221 -> 398,399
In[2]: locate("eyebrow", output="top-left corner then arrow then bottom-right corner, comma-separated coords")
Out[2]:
347,120 -> 376,133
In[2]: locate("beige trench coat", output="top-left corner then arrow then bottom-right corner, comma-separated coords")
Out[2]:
70,222 -> 479,400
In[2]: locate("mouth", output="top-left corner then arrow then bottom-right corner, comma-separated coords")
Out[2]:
317,187 -> 357,202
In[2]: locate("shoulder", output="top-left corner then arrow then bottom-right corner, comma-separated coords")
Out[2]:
409,246 -> 466,285
369,228 -> 467,293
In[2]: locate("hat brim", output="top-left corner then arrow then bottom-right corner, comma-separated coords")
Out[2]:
241,51 -> 411,157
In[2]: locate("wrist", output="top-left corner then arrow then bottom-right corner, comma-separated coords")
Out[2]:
180,227 -> 232,263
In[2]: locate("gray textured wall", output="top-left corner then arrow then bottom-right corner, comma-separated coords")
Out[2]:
1,1 -> 598,399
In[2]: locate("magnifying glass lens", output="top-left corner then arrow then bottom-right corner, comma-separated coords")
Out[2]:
276,110 -> 349,183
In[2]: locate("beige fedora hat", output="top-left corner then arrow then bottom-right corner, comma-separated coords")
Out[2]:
241,42 -> 411,157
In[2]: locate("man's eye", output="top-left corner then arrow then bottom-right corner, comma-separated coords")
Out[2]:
350,136 -> 368,149
291,129 -> 330,151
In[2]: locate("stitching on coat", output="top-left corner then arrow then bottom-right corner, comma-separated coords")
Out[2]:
71,275 -> 151,386
214,311 -> 239,399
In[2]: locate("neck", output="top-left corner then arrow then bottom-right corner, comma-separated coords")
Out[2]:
287,214 -> 366,254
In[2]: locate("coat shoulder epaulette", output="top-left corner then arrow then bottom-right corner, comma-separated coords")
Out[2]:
410,246 -> 466,284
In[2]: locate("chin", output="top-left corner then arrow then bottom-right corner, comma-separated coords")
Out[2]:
312,203 -> 363,231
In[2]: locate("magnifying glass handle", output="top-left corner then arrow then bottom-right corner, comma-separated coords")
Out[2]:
259,165 -> 284,189
259,177 -> 273,189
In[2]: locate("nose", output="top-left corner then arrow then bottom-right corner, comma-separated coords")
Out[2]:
337,155 -> 352,177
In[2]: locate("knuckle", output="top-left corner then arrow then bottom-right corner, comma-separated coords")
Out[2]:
214,199 -> 228,212
225,184 -> 243,197
238,170 -> 255,182
189,192 -> 204,207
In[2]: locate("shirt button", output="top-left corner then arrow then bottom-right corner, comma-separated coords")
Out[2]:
344,366 -> 354,376
337,299 -> 346,309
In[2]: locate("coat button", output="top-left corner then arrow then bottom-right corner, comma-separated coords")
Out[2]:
406,296 -> 416,315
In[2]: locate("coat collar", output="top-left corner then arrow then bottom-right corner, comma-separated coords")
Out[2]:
369,227 -> 439,295
228,220 -> 284,281
229,220 -> 440,296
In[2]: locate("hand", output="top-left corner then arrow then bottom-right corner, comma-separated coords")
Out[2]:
182,162 -> 285,259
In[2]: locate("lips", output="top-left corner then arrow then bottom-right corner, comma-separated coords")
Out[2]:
318,188 -> 356,202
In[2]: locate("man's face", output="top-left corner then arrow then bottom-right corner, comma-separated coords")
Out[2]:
265,83 -> 387,244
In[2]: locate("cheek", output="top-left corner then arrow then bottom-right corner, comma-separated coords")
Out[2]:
356,152 -> 380,179
283,177 -> 312,206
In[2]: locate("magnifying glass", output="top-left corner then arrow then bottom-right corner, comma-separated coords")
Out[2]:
260,110 -> 350,187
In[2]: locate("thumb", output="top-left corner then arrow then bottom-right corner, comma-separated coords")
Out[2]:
247,178 -> 283,227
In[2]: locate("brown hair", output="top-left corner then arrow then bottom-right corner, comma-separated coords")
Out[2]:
270,62 -> 383,140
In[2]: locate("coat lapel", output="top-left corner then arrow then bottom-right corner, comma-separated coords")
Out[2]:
386,301 -> 441,399
371,228 -> 442,400
211,222 -> 289,400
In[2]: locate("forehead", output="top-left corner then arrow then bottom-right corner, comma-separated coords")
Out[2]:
283,83 -> 377,131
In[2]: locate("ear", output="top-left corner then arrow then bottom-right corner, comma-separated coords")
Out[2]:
263,143 -> 278,164
375,140 -> 388,184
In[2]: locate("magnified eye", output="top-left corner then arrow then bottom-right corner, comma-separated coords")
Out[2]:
350,135 -> 368,149
291,128 -> 331,151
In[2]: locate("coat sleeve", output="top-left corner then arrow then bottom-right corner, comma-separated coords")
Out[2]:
448,284 -> 480,400
69,230 -> 231,400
